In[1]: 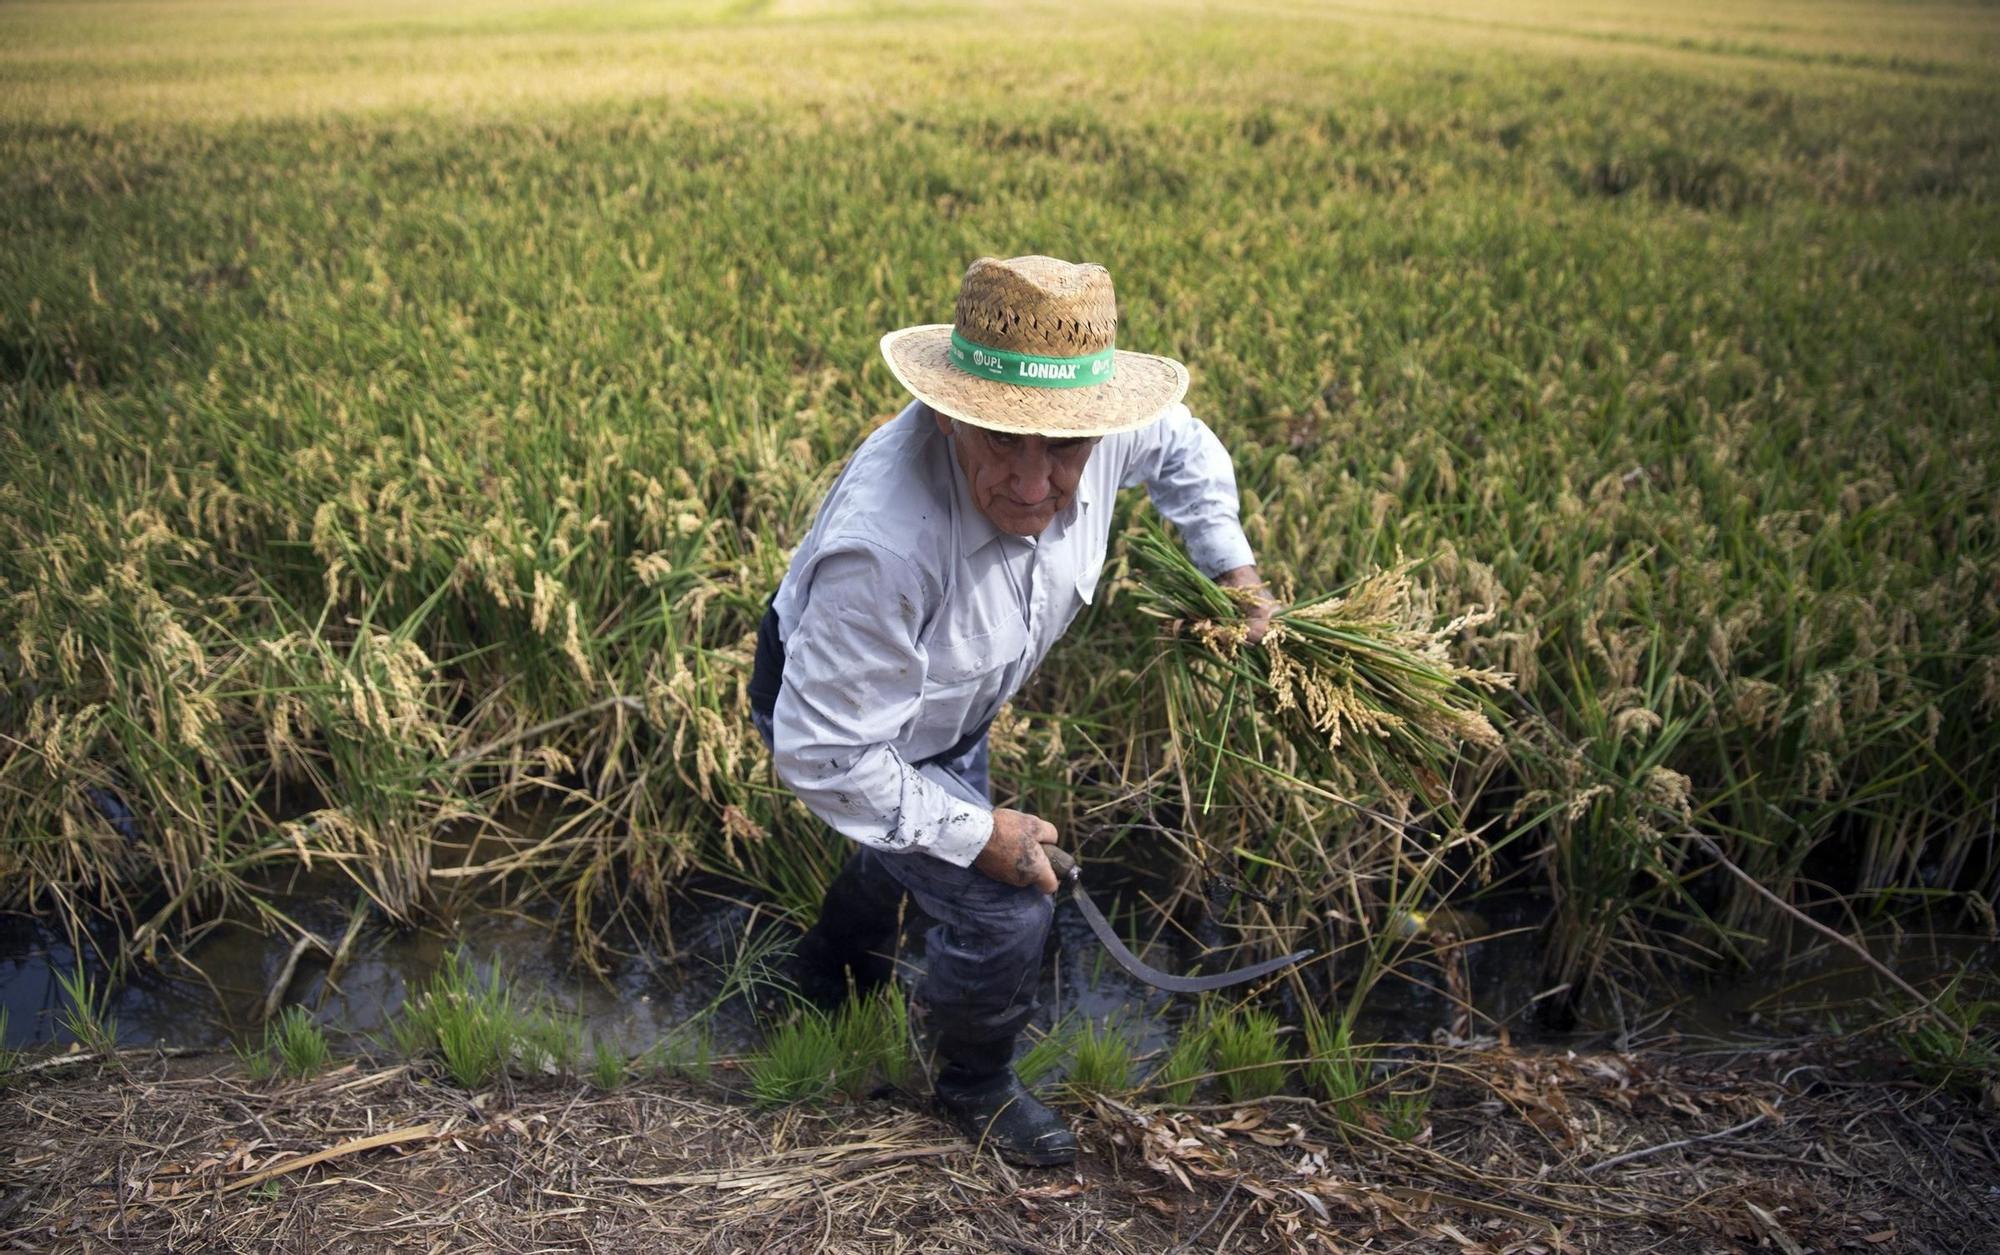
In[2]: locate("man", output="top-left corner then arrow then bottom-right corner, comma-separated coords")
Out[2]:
747,255 -> 1273,1166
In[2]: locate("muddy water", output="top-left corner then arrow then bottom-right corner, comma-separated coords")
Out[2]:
1,873 -> 789,1057
0,869 -> 1210,1060
2,866 -> 1991,1062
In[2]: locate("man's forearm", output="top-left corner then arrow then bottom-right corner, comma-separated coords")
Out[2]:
772,734 -> 994,865
1216,563 -> 1264,591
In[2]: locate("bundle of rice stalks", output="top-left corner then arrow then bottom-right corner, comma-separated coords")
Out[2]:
1126,523 -> 1512,795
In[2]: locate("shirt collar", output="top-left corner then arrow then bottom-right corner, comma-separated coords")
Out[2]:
1074,454 -> 1101,516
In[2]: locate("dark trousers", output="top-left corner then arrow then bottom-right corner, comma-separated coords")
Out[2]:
750,706 -> 1052,1070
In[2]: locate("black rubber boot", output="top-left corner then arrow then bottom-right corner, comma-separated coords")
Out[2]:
934,1037 -> 1077,1167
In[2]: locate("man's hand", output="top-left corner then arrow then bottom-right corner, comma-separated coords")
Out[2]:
1217,564 -> 1279,645
975,808 -> 1061,894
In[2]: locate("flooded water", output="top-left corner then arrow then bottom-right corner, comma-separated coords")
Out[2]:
3,863 -> 1992,1067
1,873 -> 783,1058
0,868 -> 1201,1061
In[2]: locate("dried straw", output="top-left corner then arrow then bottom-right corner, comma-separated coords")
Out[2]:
2,1040 -> 1988,1252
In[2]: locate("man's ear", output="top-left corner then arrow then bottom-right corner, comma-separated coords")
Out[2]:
931,405 -> 953,438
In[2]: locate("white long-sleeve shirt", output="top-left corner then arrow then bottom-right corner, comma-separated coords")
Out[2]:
768,399 -> 1255,867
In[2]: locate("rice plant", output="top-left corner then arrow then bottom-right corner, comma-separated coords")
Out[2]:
54,964 -> 117,1057
1,1009 -> 22,1084
831,984 -> 914,1092
393,949 -> 519,1089
273,1006 -> 332,1079
1014,1016 -> 1082,1089
1506,635 -> 1716,1025
1151,1019 -> 1213,1106
516,1004 -> 585,1078
746,1012 -> 843,1108
1377,1085 -> 1433,1143
1126,519 -> 1517,1036
1065,1020 -> 1136,1098
1209,1008 -> 1288,1103
641,1030 -> 713,1081
1,0 -> 1996,1041
589,1037 -> 625,1091
1129,524 -> 1511,796
1302,1008 -> 1368,1124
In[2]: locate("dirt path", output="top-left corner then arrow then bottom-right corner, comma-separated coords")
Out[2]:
2,1043 -> 1993,1253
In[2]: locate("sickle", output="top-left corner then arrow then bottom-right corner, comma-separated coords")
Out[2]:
1044,846 -> 1314,994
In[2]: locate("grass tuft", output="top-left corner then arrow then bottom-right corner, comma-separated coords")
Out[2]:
235,1036 -> 277,1083
589,1036 -> 625,1091
516,1004 -> 584,1078
1152,1018 -> 1212,1106
642,1030 -> 713,1081
831,984 -> 914,1092
1303,1010 -> 1367,1123
269,1006 -> 332,1079
54,964 -> 117,1057
1015,1015 -> 1082,1089
746,1012 -> 842,1107
1378,1084 -> 1433,1142
1897,974 -> 2000,1094
1,1009 -> 20,1084
1066,1020 -> 1135,1098
393,949 -> 521,1089
1210,1008 -> 1288,1103
748,984 -> 916,1107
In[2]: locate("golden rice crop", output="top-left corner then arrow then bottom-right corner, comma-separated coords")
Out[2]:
1127,524 -> 1511,795
2,0 -> 1996,1024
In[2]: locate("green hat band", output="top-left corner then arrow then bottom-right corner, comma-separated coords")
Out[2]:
948,331 -> 1116,389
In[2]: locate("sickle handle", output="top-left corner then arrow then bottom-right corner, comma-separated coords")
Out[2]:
1045,845 -> 1080,883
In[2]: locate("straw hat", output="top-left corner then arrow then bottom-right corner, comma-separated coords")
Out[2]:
879,255 -> 1189,437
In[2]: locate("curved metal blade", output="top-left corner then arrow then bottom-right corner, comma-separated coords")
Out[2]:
1065,883 -> 1314,994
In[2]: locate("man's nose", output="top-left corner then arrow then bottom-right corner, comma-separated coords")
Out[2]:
1010,447 -> 1054,503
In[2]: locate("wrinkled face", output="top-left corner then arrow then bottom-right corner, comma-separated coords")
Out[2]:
934,410 -> 1100,537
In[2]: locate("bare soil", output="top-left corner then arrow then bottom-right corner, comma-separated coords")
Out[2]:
1,1042 -> 1994,1253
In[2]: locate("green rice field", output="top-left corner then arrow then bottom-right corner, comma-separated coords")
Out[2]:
3,0 -> 1997,1028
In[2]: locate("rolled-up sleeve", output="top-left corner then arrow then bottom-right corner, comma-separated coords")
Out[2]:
770,540 -> 994,867
1120,403 -> 1256,577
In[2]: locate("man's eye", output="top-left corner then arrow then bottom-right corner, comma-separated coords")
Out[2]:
989,433 -> 1020,450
